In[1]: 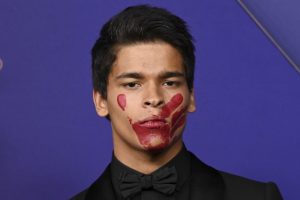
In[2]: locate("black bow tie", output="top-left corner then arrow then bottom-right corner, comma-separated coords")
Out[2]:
119,166 -> 178,199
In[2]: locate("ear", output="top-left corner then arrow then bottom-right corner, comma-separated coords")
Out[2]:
93,90 -> 109,117
187,89 -> 196,113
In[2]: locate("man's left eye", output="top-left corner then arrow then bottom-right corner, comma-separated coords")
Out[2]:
163,81 -> 178,87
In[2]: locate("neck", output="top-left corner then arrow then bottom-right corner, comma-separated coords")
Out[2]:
113,137 -> 183,174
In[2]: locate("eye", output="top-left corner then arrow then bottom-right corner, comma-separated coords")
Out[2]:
163,81 -> 180,87
122,82 -> 141,89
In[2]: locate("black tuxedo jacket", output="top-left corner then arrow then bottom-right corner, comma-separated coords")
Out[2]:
71,152 -> 283,200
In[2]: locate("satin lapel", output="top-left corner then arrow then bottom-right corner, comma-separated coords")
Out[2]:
189,152 -> 225,200
85,164 -> 116,200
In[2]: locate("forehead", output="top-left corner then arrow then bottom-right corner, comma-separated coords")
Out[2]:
110,42 -> 184,77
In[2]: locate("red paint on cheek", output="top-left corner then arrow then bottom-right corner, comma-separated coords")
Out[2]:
171,106 -> 186,126
161,93 -> 183,118
171,107 -> 187,134
172,117 -> 185,132
117,94 -> 126,111
170,106 -> 187,136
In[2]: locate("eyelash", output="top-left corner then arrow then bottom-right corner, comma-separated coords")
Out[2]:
163,81 -> 181,87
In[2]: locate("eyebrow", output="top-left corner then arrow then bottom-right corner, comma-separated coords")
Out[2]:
159,71 -> 185,79
115,72 -> 144,80
115,71 -> 185,80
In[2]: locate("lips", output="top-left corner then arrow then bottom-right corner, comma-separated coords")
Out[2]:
132,117 -> 171,149
137,117 -> 167,129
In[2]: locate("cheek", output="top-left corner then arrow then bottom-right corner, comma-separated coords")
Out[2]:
170,106 -> 187,134
163,93 -> 188,136
160,93 -> 183,118
117,94 -> 126,111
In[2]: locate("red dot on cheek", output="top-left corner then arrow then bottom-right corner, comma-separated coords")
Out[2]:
117,94 -> 126,111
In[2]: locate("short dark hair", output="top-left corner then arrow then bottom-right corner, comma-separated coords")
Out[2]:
92,5 -> 195,98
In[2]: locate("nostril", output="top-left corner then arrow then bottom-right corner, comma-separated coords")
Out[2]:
144,102 -> 151,106
144,100 -> 164,107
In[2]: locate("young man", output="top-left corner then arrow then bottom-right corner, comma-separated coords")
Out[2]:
72,5 -> 283,200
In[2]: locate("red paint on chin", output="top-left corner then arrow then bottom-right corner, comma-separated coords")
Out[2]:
117,94 -> 126,111
132,122 -> 171,151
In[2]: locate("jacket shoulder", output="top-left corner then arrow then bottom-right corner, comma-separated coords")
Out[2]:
220,171 -> 283,200
70,189 -> 87,200
69,164 -> 113,200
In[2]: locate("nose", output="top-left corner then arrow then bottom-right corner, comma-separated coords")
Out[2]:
143,84 -> 164,108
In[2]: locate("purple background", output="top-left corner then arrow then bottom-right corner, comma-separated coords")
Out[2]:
0,0 -> 299,199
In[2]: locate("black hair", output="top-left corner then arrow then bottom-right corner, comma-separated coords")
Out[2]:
92,5 -> 195,98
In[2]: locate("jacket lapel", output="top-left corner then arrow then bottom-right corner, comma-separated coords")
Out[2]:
85,164 -> 116,200
189,152 -> 225,200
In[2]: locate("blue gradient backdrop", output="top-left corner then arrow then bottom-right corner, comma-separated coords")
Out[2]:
0,1 -> 299,199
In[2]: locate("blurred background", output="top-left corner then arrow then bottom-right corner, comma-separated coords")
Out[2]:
1,0 -> 299,199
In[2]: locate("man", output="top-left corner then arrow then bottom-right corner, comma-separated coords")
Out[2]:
72,5 -> 283,200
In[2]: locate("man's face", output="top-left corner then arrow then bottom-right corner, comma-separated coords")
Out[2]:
94,42 -> 195,152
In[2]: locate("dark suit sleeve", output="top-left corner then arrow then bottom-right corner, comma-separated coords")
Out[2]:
265,182 -> 283,200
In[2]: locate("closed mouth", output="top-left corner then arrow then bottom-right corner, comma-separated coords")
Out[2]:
137,117 -> 167,128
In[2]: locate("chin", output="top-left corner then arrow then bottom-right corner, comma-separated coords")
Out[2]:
144,143 -> 170,152
140,134 -> 179,153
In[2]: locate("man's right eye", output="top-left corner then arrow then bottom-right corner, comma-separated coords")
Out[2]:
122,82 -> 141,89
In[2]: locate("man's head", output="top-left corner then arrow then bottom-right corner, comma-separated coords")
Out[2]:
92,5 -> 196,153
92,5 -> 195,99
